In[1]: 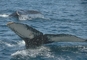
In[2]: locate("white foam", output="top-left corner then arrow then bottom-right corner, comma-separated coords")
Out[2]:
0,14 -> 9,17
11,50 -> 28,56
11,46 -> 54,58
80,46 -> 87,52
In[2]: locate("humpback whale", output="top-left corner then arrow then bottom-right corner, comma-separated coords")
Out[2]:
9,10 -> 44,20
7,22 -> 87,49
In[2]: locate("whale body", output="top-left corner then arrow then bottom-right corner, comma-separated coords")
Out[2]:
7,22 -> 87,49
9,10 -> 44,20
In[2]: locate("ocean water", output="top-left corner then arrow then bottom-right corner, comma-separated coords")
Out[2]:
0,0 -> 87,60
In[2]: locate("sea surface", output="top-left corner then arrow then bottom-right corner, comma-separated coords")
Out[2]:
0,0 -> 87,60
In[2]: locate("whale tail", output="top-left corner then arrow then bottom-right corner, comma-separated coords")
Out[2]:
7,22 -> 87,48
7,22 -> 46,48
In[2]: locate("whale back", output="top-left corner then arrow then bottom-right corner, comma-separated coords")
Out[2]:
17,10 -> 41,15
9,11 -> 18,17
10,10 -> 41,17
10,10 -> 44,20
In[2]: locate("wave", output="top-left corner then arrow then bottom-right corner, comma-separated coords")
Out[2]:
11,44 -> 87,60
46,42 -> 87,53
9,42 -> 87,60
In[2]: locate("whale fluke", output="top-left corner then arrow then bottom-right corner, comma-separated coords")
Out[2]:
45,34 -> 86,42
7,22 -> 50,48
7,22 -> 87,48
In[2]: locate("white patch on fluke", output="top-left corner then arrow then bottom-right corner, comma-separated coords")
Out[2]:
17,40 -> 25,47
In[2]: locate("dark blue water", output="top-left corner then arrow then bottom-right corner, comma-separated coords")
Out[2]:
0,0 -> 87,60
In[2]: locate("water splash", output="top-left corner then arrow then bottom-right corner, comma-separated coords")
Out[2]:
0,40 -> 25,47
0,40 -> 15,47
17,40 -> 25,47
11,46 -> 54,58
0,14 -> 9,17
